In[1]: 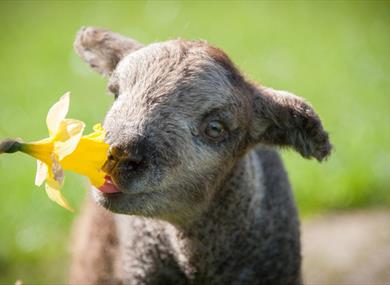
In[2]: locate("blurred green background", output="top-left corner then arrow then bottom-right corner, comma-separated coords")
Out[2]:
0,1 -> 389,283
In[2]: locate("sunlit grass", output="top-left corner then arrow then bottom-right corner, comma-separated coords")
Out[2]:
0,1 -> 389,283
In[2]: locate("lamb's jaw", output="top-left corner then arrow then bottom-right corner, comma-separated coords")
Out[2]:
92,188 -> 151,216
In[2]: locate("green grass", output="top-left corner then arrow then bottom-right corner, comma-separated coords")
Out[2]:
0,1 -> 389,283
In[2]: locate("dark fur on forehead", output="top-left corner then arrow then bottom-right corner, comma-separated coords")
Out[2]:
110,39 -> 248,110
205,45 -> 245,86
176,40 -> 245,85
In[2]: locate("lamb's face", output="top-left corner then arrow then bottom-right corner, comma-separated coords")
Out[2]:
93,41 -> 251,222
74,27 -> 331,223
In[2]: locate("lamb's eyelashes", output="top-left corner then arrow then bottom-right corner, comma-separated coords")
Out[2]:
200,119 -> 228,143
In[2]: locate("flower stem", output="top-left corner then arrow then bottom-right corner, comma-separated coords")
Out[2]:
0,139 -> 22,154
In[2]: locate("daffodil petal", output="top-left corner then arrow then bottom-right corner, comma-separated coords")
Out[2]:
35,160 -> 48,186
54,119 -> 85,160
83,123 -> 106,141
46,92 -> 70,137
61,124 -> 109,188
93,123 -> 104,132
45,177 -> 73,211
89,173 -> 106,188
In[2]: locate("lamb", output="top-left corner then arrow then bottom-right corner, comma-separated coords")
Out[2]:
69,27 -> 331,285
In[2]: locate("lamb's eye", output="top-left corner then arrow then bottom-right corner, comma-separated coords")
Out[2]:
204,120 -> 226,139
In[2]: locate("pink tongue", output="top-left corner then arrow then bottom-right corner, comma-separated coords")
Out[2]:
98,176 -> 120,193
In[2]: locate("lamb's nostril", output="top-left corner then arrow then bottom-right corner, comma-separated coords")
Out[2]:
128,152 -> 143,164
107,144 -> 144,172
118,158 -> 142,171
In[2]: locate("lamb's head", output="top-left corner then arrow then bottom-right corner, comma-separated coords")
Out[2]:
74,27 -> 331,224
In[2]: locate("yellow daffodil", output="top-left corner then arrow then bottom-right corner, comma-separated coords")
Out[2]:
0,93 -> 109,211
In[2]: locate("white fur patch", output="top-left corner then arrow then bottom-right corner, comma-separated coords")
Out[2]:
247,150 -> 265,215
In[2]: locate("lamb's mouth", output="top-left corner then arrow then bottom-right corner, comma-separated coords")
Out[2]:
98,175 -> 121,194
92,177 -> 152,214
93,173 -> 161,214
93,176 -> 125,210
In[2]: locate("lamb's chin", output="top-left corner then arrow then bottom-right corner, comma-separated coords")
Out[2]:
92,187 -> 122,206
91,186 -> 149,216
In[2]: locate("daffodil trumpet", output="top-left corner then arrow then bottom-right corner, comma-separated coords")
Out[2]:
0,93 -> 110,211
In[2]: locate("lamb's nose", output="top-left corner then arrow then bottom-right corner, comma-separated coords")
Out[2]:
109,145 -> 127,161
110,144 -> 144,163
103,144 -> 144,174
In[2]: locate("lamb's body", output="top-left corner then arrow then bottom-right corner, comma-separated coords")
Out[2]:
70,147 -> 301,285
70,27 -> 330,285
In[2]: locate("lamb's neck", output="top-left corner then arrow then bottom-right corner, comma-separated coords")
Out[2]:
169,150 -> 265,275
189,149 -> 263,232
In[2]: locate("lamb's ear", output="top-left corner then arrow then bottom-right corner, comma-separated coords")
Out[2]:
250,86 -> 332,161
74,27 -> 143,77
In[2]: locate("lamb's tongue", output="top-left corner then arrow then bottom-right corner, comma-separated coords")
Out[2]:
98,176 -> 120,193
